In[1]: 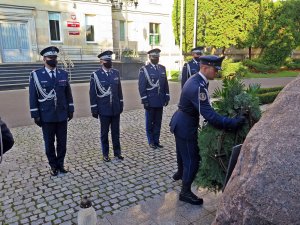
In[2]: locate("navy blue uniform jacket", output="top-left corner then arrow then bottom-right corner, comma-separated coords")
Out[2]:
181,59 -> 200,88
29,68 -> 74,122
90,68 -> 123,116
138,63 -> 170,107
170,73 -> 239,140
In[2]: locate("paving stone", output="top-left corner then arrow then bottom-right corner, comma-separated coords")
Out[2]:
0,105 -> 218,224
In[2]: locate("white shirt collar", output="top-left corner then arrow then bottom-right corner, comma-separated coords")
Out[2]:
102,67 -> 111,75
45,67 -> 56,77
198,72 -> 208,85
149,63 -> 157,69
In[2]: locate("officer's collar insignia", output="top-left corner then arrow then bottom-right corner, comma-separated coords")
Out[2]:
199,92 -> 207,101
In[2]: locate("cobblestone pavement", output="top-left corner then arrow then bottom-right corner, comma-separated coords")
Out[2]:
0,105 -> 218,225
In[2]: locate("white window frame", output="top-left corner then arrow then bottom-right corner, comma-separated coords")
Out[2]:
85,14 -> 96,43
48,12 -> 62,43
149,23 -> 160,46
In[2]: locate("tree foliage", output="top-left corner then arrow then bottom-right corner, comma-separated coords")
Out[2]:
172,0 -> 259,54
172,0 -> 300,64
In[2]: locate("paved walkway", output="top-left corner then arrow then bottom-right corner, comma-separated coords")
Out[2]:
0,105 -> 219,225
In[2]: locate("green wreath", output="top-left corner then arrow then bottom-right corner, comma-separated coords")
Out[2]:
195,77 -> 261,191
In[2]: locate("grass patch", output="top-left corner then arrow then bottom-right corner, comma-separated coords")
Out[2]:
245,70 -> 299,78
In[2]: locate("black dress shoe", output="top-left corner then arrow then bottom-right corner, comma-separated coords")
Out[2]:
50,168 -> 59,176
149,143 -> 157,149
59,167 -> 69,174
103,156 -> 111,162
155,144 -> 164,148
115,155 -> 124,160
172,172 -> 182,181
179,191 -> 203,205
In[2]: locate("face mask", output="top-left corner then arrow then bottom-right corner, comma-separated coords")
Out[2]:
103,61 -> 112,69
46,59 -> 58,67
150,58 -> 159,65
194,57 -> 201,62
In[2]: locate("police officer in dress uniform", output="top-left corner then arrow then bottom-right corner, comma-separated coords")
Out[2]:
89,50 -> 124,162
138,48 -> 170,149
170,55 -> 245,205
181,46 -> 204,88
29,46 -> 74,176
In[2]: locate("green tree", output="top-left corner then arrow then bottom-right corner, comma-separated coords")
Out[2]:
172,0 -> 259,54
260,0 -> 300,65
172,0 -> 199,53
201,0 -> 259,54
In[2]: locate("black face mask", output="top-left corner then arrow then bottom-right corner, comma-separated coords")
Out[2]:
194,57 -> 201,62
103,61 -> 112,69
46,59 -> 58,67
150,58 -> 159,65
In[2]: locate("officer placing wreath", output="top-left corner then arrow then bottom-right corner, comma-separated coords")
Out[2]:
170,55 -> 245,205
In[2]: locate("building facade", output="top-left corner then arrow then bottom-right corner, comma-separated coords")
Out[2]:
0,0 -> 180,69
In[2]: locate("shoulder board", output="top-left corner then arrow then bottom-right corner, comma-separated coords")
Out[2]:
111,68 -> 119,73
158,64 -> 165,69
94,69 -> 101,74
199,83 -> 206,88
57,68 -> 68,73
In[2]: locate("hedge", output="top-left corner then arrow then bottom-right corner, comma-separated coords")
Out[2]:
257,86 -> 284,94
258,91 -> 281,104
243,59 -> 279,73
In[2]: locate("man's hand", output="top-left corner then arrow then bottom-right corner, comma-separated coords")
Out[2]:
68,112 -> 73,121
92,113 -> 98,119
236,116 -> 246,129
34,117 -> 42,127
143,102 -> 150,110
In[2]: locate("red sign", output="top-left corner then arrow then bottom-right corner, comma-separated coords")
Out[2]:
67,21 -> 80,28
69,31 -> 80,35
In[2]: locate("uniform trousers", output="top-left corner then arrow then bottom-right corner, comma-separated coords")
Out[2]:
145,107 -> 163,145
99,115 -> 121,157
174,135 -> 201,186
41,121 -> 68,169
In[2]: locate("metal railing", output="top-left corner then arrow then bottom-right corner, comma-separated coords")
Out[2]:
58,47 -> 75,80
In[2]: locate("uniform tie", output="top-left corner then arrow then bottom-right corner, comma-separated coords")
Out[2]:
50,70 -> 55,82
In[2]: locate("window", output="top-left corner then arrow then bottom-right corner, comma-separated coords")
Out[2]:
120,21 -> 125,41
149,23 -> 160,45
86,15 -> 96,42
48,12 -> 61,41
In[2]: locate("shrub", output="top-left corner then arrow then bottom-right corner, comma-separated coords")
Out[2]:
257,86 -> 284,94
221,59 -> 248,78
243,59 -> 279,73
121,48 -> 134,57
258,91 -> 281,104
284,58 -> 300,70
